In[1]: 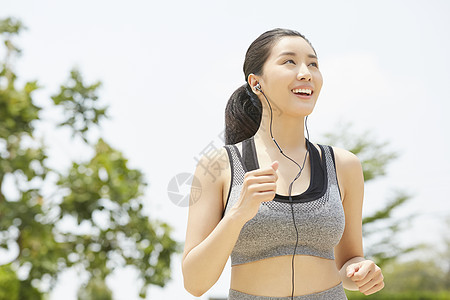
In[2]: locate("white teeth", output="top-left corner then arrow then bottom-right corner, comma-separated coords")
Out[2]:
292,88 -> 312,95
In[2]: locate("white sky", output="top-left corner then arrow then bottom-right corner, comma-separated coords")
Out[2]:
2,0 -> 450,299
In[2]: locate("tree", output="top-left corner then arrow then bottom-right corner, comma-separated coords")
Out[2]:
0,264 -> 19,300
0,16 -> 180,298
77,276 -> 113,300
323,122 -> 424,268
436,215 -> 450,290
382,259 -> 448,292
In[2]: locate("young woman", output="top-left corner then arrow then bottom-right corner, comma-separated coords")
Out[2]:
182,28 -> 385,300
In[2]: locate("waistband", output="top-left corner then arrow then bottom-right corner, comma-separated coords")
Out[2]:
228,282 -> 347,300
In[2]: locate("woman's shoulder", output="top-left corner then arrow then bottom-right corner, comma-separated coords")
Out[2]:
313,141 -> 360,167
190,145 -> 232,215
318,144 -> 364,202
327,145 -> 364,192
328,145 -> 362,170
194,145 -> 231,184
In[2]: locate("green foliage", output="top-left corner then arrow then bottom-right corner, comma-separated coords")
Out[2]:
0,265 -> 43,300
346,290 -> 450,300
77,276 -> 112,300
0,16 -> 180,299
55,138 -> 179,290
51,69 -> 108,143
361,190 -> 428,267
0,17 -> 25,35
58,138 -> 145,224
382,259 -> 449,292
0,264 -> 19,300
18,279 -> 43,300
0,17 -> 25,61
362,191 -> 409,225
345,257 -> 450,298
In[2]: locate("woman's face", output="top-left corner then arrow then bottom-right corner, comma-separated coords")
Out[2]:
257,36 -> 323,117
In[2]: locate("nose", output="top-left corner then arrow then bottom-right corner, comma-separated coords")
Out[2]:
297,63 -> 312,81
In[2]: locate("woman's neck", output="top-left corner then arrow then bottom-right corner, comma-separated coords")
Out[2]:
253,111 -> 308,153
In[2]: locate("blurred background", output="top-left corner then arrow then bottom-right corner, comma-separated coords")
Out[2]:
0,0 -> 449,299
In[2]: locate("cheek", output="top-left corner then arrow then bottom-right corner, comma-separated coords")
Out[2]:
314,72 -> 324,90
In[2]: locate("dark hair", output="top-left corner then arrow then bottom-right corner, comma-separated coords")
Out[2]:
224,28 -> 316,145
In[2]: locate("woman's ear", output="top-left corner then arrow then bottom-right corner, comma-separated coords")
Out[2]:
247,73 -> 261,94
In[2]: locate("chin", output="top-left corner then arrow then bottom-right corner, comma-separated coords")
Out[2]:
290,103 -> 316,117
285,109 -> 315,118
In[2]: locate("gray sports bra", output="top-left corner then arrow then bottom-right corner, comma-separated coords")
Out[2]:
222,137 -> 345,266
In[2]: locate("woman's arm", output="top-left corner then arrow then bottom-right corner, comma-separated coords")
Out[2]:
181,147 -> 246,297
332,146 -> 384,294
182,147 -> 279,297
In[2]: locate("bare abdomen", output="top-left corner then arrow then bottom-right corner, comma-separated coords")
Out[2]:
230,254 -> 342,297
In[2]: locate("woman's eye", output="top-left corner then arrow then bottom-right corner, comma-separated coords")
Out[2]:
309,62 -> 318,67
284,59 -> 295,64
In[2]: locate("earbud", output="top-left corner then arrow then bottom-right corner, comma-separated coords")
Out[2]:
254,83 -> 262,92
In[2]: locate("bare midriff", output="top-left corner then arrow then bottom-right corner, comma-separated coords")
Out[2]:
230,254 -> 342,297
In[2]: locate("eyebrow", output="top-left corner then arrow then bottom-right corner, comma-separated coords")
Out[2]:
278,51 -> 318,59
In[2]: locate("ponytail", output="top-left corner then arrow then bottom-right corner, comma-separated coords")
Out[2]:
224,83 -> 261,145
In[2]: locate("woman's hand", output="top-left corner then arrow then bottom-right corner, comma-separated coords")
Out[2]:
346,259 -> 385,295
230,161 -> 279,223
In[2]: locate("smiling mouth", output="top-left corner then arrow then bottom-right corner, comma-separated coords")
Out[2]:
291,88 -> 313,96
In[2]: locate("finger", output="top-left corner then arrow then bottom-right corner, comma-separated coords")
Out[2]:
245,170 -> 278,182
244,175 -> 277,189
271,160 -> 279,171
360,281 -> 385,295
253,182 -> 277,193
246,165 -> 278,177
358,269 -> 384,292
252,174 -> 278,183
259,163 -> 279,174
353,268 -> 374,287
352,262 -> 374,282
254,190 -> 277,202
346,263 -> 359,277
